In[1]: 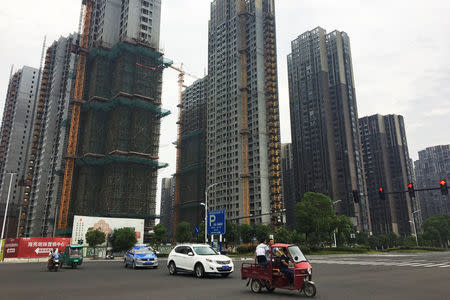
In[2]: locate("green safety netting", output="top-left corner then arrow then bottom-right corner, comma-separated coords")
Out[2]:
88,42 -> 173,67
176,163 -> 204,175
94,213 -> 161,220
82,96 -> 171,117
180,130 -> 203,141
76,154 -> 168,169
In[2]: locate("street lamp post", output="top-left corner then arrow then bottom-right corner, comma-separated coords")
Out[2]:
332,200 -> 342,248
410,210 -> 421,246
203,183 -> 219,244
1,173 -> 15,241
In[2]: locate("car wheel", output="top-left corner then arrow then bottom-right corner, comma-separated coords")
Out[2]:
168,261 -> 177,275
132,261 -> 137,269
124,260 -> 128,268
221,273 -> 230,278
194,263 -> 205,278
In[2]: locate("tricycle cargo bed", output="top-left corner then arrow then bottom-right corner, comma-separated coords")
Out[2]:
241,262 -> 273,281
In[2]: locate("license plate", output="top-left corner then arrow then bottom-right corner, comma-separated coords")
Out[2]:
221,266 -> 230,270
144,262 -> 153,265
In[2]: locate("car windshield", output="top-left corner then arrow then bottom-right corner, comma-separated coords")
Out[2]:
71,247 -> 82,257
135,248 -> 154,255
193,246 -> 218,255
288,246 -> 307,263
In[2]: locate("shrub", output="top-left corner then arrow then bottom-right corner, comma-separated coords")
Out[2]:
237,245 -> 249,254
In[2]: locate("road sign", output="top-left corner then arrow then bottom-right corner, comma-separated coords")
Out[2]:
207,210 -> 226,235
194,226 -> 199,234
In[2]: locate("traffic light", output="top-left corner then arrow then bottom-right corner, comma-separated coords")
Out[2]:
407,183 -> 415,198
352,190 -> 360,203
378,187 -> 385,200
440,180 -> 448,195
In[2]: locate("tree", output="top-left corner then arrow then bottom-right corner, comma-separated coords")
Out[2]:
254,224 -> 271,243
175,222 -> 192,243
224,222 -> 239,245
152,223 -> 166,245
422,214 -> 450,248
295,192 -> 337,245
239,223 -> 253,243
356,231 -> 369,246
85,228 -> 106,259
111,227 -> 137,252
333,215 -> 354,247
274,226 -> 291,244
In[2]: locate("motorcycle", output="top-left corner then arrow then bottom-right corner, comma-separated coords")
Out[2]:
48,257 -> 61,272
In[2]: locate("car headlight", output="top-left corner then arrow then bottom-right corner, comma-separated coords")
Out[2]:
307,268 -> 312,275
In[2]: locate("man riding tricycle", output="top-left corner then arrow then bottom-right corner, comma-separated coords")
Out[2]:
241,243 -> 316,297
60,244 -> 84,269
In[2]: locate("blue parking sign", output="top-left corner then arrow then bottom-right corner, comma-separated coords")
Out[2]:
207,210 -> 226,235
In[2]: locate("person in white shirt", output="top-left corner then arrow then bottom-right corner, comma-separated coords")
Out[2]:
255,239 -> 270,267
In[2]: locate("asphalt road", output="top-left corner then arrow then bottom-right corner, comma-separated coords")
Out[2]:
0,252 -> 449,300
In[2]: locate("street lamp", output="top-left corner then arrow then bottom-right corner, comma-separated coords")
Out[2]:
1,173 -> 16,241
332,200 -> 342,248
410,210 -> 421,246
203,183 -> 220,244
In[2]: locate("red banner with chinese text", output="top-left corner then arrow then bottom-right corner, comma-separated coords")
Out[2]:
4,238 -> 71,258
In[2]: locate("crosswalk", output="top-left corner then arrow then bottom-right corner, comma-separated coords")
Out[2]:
309,258 -> 450,269
236,256 -> 450,269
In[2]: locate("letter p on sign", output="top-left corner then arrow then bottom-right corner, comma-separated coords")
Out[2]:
209,215 -> 216,226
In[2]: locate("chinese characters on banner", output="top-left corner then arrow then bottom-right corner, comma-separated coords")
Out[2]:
4,238 -> 71,258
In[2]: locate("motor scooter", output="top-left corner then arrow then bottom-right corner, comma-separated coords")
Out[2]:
48,257 -> 60,272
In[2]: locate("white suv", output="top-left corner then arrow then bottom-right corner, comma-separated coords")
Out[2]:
167,244 -> 234,278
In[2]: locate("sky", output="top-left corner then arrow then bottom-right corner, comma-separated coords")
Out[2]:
1,0 -> 449,213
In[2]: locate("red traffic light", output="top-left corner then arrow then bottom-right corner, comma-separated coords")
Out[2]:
440,180 -> 447,186
408,183 -> 413,189
378,187 -> 383,192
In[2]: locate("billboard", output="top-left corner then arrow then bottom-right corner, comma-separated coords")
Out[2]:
71,215 -> 145,246
3,238 -> 71,258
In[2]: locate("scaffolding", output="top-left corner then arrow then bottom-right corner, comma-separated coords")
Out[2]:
238,0 -> 251,225
264,11 -> 283,226
57,0 -> 94,231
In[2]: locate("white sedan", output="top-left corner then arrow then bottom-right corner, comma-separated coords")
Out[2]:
167,244 -> 234,278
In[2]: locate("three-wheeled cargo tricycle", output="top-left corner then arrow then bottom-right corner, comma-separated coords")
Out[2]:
61,244 -> 84,269
241,243 -> 316,297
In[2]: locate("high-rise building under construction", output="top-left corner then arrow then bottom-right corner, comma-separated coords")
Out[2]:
0,66 -> 39,238
17,35 -> 79,237
207,0 -> 283,225
174,77 -> 207,229
57,0 -> 171,233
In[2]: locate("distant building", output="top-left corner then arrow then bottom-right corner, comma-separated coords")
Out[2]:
288,27 -> 370,231
16,35 -> 79,237
281,143 -> 296,229
0,66 -> 39,238
415,145 -> 450,220
174,77 -> 207,232
160,177 -> 175,239
359,114 -> 417,235
207,0 -> 283,225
